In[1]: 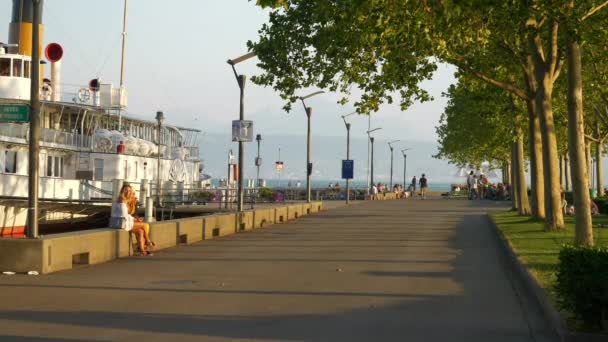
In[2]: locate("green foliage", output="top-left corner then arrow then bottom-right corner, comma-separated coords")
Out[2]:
258,187 -> 273,200
248,0 -> 438,113
555,245 -> 608,331
190,191 -> 214,202
435,74 -> 517,166
593,196 -> 608,214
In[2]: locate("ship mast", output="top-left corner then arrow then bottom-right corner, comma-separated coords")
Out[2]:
118,0 -> 127,131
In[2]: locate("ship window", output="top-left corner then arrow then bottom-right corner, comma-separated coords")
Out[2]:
124,160 -> 128,179
12,59 -> 22,77
5,151 -> 17,173
46,155 -> 64,177
94,159 -> 104,181
24,61 -> 30,78
0,58 -> 10,76
46,156 -> 52,176
55,156 -> 63,177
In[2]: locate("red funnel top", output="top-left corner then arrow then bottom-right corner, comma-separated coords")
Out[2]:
45,42 -> 63,62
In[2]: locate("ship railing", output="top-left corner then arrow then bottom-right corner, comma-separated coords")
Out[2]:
40,128 -> 92,149
0,122 -> 28,140
185,146 -> 200,160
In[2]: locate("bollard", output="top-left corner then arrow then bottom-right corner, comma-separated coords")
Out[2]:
140,179 -> 149,209
112,179 -> 124,202
177,181 -> 185,203
145,197 -> 154,223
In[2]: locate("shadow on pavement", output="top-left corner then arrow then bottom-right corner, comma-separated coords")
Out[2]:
0,200 -> 557,341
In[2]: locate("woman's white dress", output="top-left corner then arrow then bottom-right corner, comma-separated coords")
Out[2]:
109,202 -> 134,231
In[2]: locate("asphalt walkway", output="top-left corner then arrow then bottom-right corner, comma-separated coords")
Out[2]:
0,199 -> 557,341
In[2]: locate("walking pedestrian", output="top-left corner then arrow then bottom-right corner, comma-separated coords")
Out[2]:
467,171 -> 475,200
419,174 -> 428,199
411,176 -> 417,198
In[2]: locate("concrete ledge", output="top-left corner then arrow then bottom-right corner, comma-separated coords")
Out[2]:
0,238 -> 43,273
176,218 -> 204,244
287,204 -> 302,220
253,208 -> 274,228
487,215 -> 607,342
301,203 -> 311,215
237,211 -> 254,232
274,207 -> 287,223
204,213 -> 236,239
0,201 -> 326,274
149,222 -> 178,250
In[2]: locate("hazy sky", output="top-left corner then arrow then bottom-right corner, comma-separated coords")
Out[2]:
0,0 -> 467,182
0,0 -> 456,139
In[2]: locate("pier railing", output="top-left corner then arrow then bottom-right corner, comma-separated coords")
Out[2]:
146,185 -> 369,210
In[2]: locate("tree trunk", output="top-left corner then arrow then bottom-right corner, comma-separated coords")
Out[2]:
566,36 -> 594,246
534,70 -> 565,231
565,154 -> 571,191
596,137 -> 604,197
586,141 -> 592,187
510,146 -> 519,210
526,99 -> 545,219
516,129 -> 531,215
559,155 -> 564,189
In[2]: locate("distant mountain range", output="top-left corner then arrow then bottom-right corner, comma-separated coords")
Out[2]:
199,133 -> 466,185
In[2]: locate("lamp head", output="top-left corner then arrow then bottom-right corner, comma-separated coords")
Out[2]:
227,51 -> 257,65
299,90 -> 325,100
256,134 -> 262,141
155,111 -> 165,124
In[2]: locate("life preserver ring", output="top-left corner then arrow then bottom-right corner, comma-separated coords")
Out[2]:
78,88 -> 91,103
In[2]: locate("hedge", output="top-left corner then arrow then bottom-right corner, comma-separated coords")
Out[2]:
555,245 -> 608,331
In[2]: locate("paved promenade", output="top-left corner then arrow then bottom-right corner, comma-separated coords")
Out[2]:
0,200 -> 556,341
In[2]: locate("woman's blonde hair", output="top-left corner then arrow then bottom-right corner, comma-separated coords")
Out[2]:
118,183 -> 138,215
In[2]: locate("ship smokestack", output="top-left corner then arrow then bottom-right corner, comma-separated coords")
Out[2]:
8,0 -> 44,56
45,42 -> 63,101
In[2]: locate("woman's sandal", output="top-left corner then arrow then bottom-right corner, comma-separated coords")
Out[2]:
146,241 -> 156,250
140,250 -> 154,256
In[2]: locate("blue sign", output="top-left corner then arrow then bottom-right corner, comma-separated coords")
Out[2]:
341,160 -> 354,179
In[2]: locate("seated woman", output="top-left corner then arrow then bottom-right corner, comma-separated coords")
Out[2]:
109,183 -> 155,256
591,200 -> 600,215
561,192 -> 569,215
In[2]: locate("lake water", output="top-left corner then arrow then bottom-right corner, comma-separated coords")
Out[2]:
211,179 -> 454,192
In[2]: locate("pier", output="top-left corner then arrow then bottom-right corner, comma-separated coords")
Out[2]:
0,199 -> 556,341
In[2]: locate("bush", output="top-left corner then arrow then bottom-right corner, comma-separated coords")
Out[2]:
258,187 -> 273,201
190,191 -> 214,202
555,245 -> 608,331
594,196 -> 608,215
564,191 -> 573,205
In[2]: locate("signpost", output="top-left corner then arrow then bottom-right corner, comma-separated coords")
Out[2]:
342,160 -> 354,179
0,104 -> 30,122
232,120 -> 253,142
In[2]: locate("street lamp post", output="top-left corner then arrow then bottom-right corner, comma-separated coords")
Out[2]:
298,91 -> 325,203
227,51 -> 257,212
388,140 -> 400,189
366,128 -> 382,190
155,110 -> 165,207
342,111 -> 356,204
227,149 -> 234,208
256,134 -> 262,187
401,148 -> 411,191
26,0 -> 42,238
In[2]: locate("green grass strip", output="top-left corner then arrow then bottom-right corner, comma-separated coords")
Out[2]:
490,211 -> 608,302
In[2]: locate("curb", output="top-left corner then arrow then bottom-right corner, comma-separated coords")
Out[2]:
486,214 -> 607,342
